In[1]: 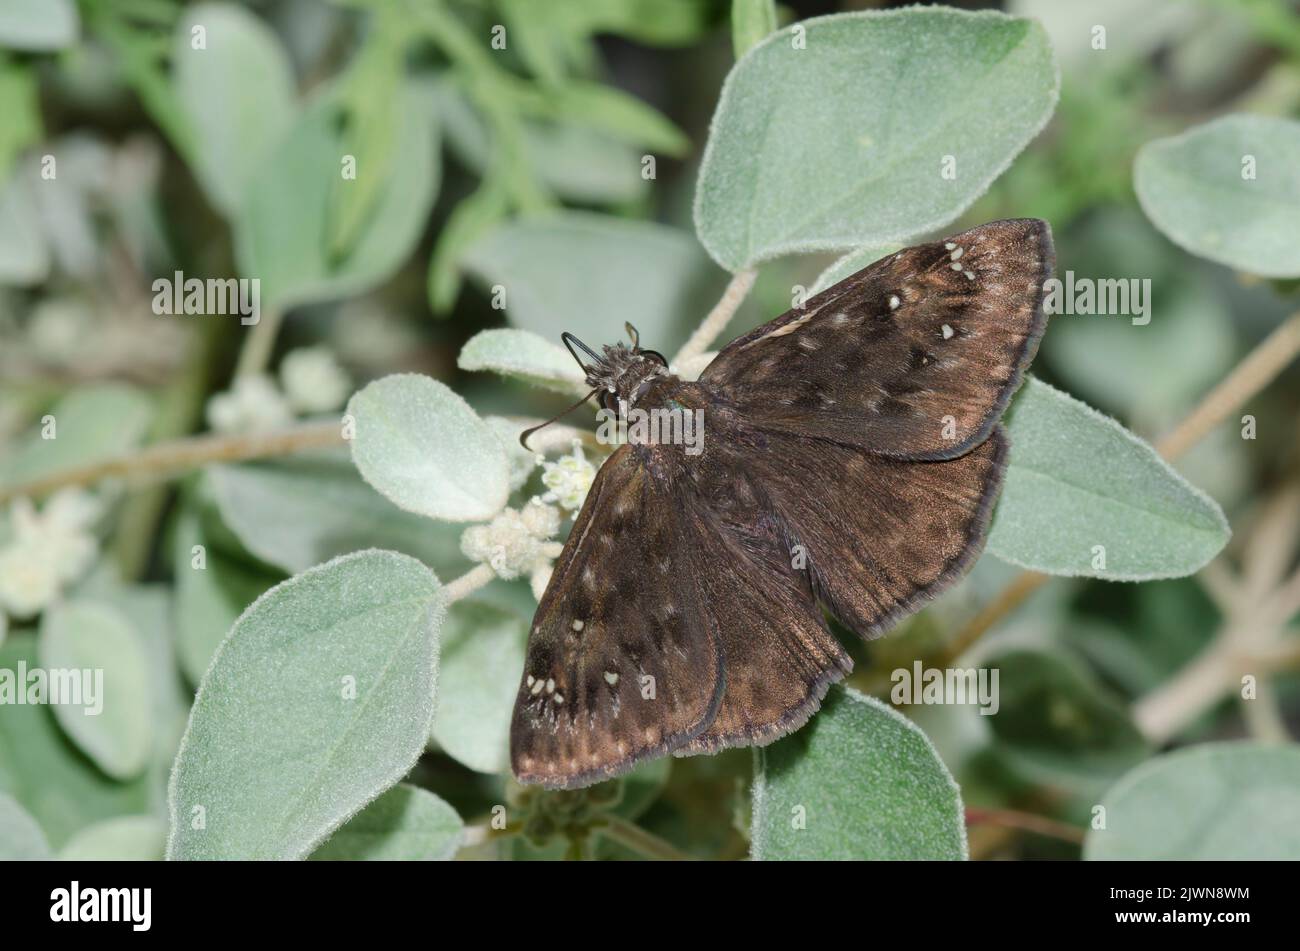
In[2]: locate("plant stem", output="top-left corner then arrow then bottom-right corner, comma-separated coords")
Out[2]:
233,307 -> 285,380
597,814 -> 695,861
965,806 -> 1086,846
673,269 -> 758,365
0,420 -> 342,504
936,309 -> 1300,669
443,564 -> 496,603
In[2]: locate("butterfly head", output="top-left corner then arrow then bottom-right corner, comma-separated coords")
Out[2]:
563,324 -> 670,411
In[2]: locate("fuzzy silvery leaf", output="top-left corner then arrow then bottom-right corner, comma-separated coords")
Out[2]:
751,687 -> 966,860
0,384 -> 152,484
1085,743 -> 1300,860
458,328 -> 586,394
58,815 -> 165,861
0,636 -> 152,848
0,0 -> 78,51
461,212 -> 720,350
1135,114 -> 1300,277
174,3 -> 296,217
235,83 -> 439,311
347,374 -> 509,523
166,550 -> 444,860
988,378 -> 1229,579
0,792 -> 51,860
431,600 -> 528,775
207,451 -> 469,575
39,599 -> 153,782
311,783 -> 462,861
695,8 -> 1058,271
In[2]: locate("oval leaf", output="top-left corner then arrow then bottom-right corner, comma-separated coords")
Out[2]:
59,815 -> 166,861
0,792 -> 51,860
0,0 -> 78,51
235,83 -> 439,311
988,377 -> 1229,579
1085,743 -> 1300,860
751,687 -> 966,860
175,3 -> 297,217
1135,114 -> 1300,278
207,451 -> 469,575
458,328 -> 586,394
310,783 -> 462,860
695,8 -> 1058,270
461,212 -> 720,350
166,550 -> 445,860
431,601 -> 528,774
38,599 -> 153,781
348,374 -> 509,522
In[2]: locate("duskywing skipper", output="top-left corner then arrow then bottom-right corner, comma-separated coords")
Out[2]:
512,218 -> 1054,789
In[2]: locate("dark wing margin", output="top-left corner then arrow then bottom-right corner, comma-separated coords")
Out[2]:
699,218 -> 1053,460
510,445 -> 723,789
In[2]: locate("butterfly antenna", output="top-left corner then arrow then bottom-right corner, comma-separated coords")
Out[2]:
519,389 -> 600,451
561,332 -> 602,370
624,322 -> 640,347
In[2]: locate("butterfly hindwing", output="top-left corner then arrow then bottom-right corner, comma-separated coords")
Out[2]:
510,445 -> 724,789
699,218 -> 1052,460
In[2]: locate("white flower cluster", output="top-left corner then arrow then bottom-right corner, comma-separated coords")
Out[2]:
460,500 -> 563,584
540,441 -> 596,513
206,346 -> 350,433
0,488 -> 102,620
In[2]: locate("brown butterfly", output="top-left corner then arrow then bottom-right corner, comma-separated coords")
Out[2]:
511,218 -> 1054,789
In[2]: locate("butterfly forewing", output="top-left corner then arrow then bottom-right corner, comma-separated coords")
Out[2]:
699,218 -> 1052,459
510,445 -> 724,789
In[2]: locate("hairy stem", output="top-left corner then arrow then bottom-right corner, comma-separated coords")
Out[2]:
0,420 -> 343,503
965,806 -> 1086,846
596,814 -> 695,861
233,307 -> 285,380
443,564 -> 496,603
673,269 -> 758,365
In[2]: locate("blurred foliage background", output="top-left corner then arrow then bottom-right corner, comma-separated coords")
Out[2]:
1,0 -> 1300,861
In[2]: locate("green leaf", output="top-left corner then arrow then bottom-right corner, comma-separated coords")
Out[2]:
809,244 -> 900,295
0,384 -> 153,485
1085,743 -> 1300,860
347,374 -> 509,523
988,378 -> 1230,580
568,0 -> 715,47
0,0 -> 78,51
435,83 -> 647,205
431,600 -> 527,774
427,177 -> 510,313
310,783 -> 462,860
0,792 -> 51,859
0,172 -> 50,284
0,636 -> 153,848
58,815 -> 165,861
235,82 -> 439,311
167,550 -> 445,860
38,599 -> 153,782
207,451 -> 469,575
1135,113 -> 1300,277
458,328 -> 586,394
731,0 -> 777,58
695,8 -> 1058,271
172,505 -> 278,686
462,212 -> 719,349
0,60 -> 41,181
174,3 -> 297,217
540,81 -> 689,157
986,649 -> 1149,794
751,687 -> 966,860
